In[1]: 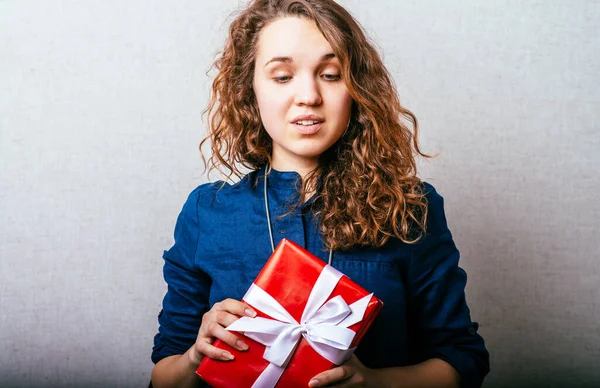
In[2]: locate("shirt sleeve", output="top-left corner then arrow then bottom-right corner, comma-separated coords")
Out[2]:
406,183 -> 490,388
151,186 -> 212,364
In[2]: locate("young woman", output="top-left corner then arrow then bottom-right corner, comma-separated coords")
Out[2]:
151,1 -> 489,387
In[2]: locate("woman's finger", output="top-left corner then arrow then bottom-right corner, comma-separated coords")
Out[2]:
195,338 -> 235,361
328,373 -> 366,387
219,298 -> 257,317
194,298 -> 256,361
207,320 -> 249,351
215,309 -> 243,328
309,365 -> 355,387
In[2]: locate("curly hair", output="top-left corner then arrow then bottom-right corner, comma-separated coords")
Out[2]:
200,0 -> 430,250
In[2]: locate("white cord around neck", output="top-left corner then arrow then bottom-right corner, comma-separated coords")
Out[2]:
263,164 -> 333,266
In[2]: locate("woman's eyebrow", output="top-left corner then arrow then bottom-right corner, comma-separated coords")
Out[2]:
264,53 -> 336,67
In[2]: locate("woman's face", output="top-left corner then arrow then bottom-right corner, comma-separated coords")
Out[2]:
252,17 -> 353,172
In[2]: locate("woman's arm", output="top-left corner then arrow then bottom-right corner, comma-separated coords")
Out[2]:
151,348 -> 202,388
371,358 -> 459,388
152,297 -> 257,387
404,184 -> 489,387
151,186 -> 209,387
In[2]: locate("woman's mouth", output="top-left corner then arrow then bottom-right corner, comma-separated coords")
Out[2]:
293,120 -> 323,135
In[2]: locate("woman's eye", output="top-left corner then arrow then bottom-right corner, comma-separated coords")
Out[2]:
273,76 -> 292,83
322,74 -> 341,81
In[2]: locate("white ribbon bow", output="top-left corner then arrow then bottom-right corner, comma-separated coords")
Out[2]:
226,265 -> 373,388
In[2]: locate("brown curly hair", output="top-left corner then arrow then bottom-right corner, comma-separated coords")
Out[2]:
200,0 -> 430,250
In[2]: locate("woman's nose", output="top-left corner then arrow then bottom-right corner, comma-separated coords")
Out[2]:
294,77 -> 322,106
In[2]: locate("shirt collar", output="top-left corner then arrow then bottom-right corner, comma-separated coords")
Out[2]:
257,165 -> 317,209
260,165 -> 302,189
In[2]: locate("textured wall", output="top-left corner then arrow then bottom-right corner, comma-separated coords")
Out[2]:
1,0 -> 598,387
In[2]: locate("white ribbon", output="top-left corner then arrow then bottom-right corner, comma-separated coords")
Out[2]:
226,265 -> 373,388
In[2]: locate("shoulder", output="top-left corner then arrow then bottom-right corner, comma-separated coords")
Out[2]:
407,182 -> 459,272
421,181 -> 445,217
180,170 -> 260,213
419,181 -> 452,239
421,181 -> 443,209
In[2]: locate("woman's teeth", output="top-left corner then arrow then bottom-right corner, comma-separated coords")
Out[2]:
296,120 -> 319,126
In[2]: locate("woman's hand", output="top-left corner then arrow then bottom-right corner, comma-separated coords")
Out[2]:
308,355 -> 381,387
188,298 -> 257,366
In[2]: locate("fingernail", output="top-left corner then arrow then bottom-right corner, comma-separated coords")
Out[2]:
245,308 -> 257,317
308,379 -> 319,387
236,339 -> 248,351
222,351 -> 234,360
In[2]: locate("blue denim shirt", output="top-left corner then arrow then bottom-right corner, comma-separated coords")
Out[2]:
152,168 -> 489,387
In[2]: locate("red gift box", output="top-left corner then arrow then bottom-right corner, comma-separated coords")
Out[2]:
196,239 -> 383,388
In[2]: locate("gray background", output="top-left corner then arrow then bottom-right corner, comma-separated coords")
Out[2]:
1,0 -> 599,387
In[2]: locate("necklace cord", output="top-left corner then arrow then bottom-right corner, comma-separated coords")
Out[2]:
263,163 -> 333,266
264,164 -> 276,253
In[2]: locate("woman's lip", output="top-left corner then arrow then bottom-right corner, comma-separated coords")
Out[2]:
293,121 -> 323,135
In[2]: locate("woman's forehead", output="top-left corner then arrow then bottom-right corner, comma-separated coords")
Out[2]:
255,17 -> 335,65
